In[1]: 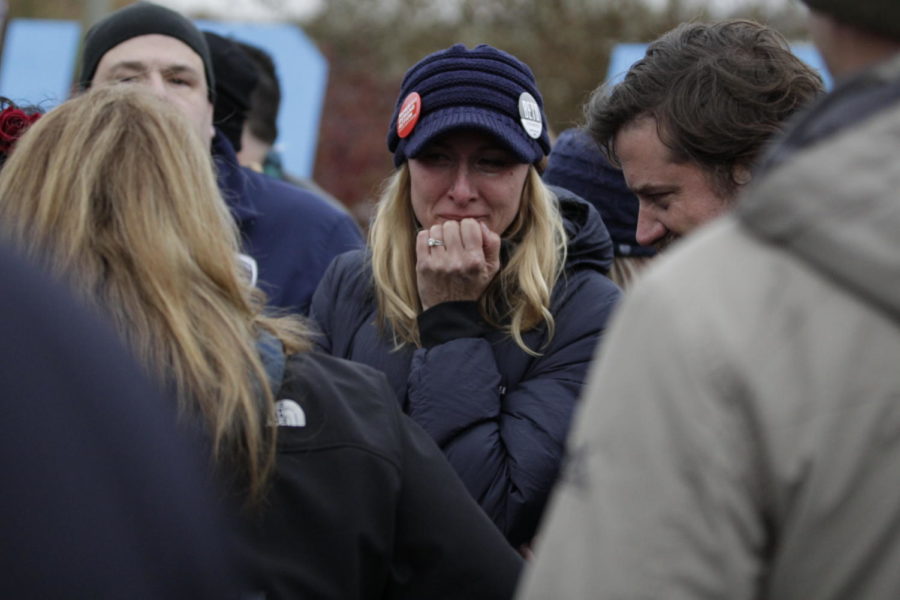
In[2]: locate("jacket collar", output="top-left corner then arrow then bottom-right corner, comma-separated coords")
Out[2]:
212,128 -> 260,223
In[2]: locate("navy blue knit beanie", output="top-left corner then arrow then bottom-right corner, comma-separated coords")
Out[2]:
388,44 -> 551,167
78,2 -> 215,102
543,128 -> 656,258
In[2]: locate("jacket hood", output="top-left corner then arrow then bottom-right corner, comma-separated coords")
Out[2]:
549,184 -> 614,274
738,67 -> 900,322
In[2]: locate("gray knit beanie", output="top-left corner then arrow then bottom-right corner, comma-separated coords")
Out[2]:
801,0 -> 900,41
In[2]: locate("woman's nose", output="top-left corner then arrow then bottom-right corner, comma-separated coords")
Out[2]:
447,165 -> 477,204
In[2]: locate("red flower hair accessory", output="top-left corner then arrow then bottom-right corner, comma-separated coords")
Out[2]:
0,103 -> 41,155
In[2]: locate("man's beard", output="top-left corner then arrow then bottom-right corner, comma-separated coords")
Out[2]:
652,230 -> 680,253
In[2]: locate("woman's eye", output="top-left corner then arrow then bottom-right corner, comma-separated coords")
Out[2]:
477,157 -> 513,171
420,152 -> 451,164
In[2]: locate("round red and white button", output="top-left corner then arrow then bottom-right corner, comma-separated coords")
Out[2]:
397,92 -> 422,138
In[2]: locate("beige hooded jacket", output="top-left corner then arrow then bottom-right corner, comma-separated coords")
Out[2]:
518,56 -> 900,599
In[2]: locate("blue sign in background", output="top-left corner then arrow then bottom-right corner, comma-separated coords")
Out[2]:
606,42 -> 832,89
0,19 -> 82,107
196,19 -> 327,179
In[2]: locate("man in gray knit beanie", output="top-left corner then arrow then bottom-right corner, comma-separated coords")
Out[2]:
801,0 -> 900,80
518,4 -> 900,599
801,0 -> 900,44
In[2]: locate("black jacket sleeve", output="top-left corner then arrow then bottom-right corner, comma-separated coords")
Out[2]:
388,411 -> 523,599
417,301 -> 493,348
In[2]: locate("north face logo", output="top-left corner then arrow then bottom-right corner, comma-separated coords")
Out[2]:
275,399 -> 307,427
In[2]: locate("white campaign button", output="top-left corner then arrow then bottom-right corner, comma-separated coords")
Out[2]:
275,399 -> 307,427
518,92 -> 543,139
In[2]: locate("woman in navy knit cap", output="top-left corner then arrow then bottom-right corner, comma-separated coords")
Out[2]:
311,44 -> 621,548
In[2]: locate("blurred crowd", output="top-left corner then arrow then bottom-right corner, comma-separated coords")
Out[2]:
1,1 -> 899,598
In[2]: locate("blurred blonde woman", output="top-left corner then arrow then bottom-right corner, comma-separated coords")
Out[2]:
311,44 -> 622,548
0,86 -> 520,600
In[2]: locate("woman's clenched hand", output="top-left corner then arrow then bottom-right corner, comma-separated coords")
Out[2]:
415,218 -> 501,311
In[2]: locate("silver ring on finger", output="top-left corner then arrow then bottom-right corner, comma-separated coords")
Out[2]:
427,237 -> 445,247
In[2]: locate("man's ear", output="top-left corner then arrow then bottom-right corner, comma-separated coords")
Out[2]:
732,164 -> 752,186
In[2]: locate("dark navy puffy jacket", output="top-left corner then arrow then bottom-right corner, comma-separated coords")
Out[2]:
310,192 -> 621,546
213,131 -> 363,314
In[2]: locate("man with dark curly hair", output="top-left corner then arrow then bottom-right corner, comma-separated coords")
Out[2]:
586,20 -> 824,251
520,4 -> 900,598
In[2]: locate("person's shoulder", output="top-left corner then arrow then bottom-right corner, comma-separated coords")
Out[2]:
618,216 -> 784,347
277,351 -> 404,465
554,255 -> 622,311
324,248 -> 370,282
312,248 -> 374,325
552,269 -> 620,320
638,216 -> 768,293
243,168 -> 352,222
287,350 -> 388,394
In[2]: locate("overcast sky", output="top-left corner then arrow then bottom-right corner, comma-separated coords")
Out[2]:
159,0 -> 800,22
157,0 -> 321,20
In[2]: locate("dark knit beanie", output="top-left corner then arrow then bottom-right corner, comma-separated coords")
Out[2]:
78,1 -> 215,101
800,0 -> 900,41
543,128 -> 656,258
203,31 -> 258,152
388,44 -> 551,167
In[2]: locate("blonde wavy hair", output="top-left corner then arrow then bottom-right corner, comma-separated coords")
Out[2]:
369,163 -> 567,355
0,86 -> 309,501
